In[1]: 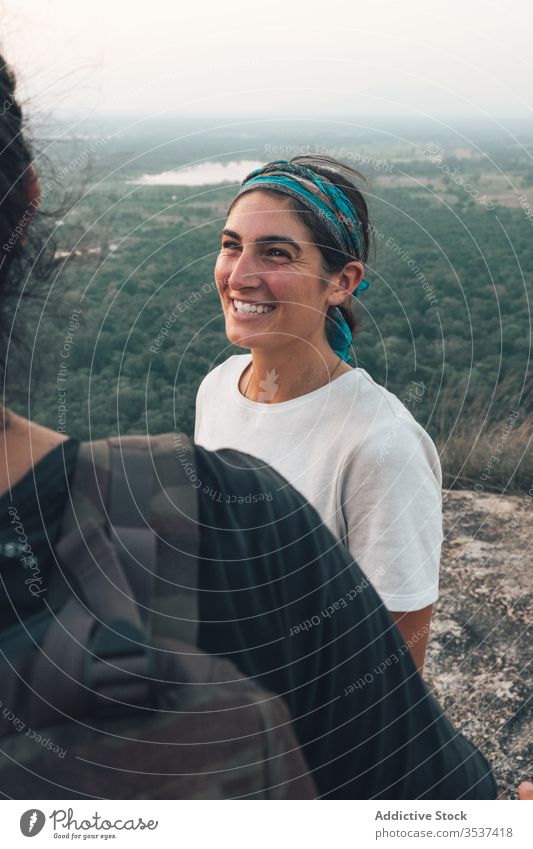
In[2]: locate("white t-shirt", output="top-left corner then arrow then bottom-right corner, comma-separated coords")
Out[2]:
194,353 -> 442,611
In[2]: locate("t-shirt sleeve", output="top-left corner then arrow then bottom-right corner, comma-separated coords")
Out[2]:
194,374 -> 207,443
339,417 -> 443,611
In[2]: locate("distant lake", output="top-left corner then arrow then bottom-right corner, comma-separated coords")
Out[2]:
130,160 -> 264,187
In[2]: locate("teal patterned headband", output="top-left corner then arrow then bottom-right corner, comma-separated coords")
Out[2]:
236,160 -> 369,362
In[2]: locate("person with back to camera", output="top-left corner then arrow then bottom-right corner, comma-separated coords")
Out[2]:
195,156 -> 441,671
1,54 -> 530,800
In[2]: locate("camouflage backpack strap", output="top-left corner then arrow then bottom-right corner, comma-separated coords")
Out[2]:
134,432 -> 199,648
58,432 -> 200,646
109,433 -> 199,645
106,436 -> 157,625
26,433 -> 200,726
57,434 -> 156,623
25,438 -> 154,726
27,515 -> 153,727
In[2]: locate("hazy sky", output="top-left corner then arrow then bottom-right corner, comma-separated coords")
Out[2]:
2,0 -> 532,122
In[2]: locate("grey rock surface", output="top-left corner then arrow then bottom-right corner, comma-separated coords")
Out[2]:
426,489 -> 532,798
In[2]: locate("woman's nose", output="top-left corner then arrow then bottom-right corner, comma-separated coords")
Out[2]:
227,249 -> 262,291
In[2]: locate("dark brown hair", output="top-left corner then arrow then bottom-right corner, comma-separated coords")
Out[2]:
0,56 -> 55,386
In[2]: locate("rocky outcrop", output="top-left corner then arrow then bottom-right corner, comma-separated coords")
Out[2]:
426,490 -> 532,798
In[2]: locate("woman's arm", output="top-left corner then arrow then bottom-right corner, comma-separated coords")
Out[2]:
391,604 -> 433,673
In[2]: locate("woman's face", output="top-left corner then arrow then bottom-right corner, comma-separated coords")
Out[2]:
215,191 -> 337,355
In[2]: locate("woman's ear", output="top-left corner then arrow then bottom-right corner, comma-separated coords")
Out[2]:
18,165 -> 41,246
326,260 -> 365,307
26,165 -> 41,210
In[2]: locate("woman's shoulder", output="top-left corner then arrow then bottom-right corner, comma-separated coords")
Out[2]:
0,437 -> 79,529
340,370 -> 440,468
347,369 -> 421,423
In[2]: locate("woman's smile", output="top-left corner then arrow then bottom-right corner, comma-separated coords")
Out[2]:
228,296 -> 278,320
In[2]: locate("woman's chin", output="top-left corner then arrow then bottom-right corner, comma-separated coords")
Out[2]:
226,330 -> 263,349
225,299 -> 288,350
225,325 -> 273,351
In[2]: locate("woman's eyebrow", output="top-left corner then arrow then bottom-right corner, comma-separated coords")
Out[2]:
221,229 -> 302,253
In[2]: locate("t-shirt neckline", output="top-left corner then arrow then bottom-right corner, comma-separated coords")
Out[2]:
232,353 -> 358,410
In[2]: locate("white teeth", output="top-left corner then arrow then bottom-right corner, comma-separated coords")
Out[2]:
233,299 -> 275,315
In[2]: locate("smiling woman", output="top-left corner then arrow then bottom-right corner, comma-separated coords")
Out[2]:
195,156 -> 443,671
218,158 -> 370,374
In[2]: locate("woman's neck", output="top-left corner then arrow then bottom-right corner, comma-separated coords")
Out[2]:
241,344 -> 352,403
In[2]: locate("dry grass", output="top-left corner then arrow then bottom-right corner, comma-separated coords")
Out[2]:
433,378 -> 533,495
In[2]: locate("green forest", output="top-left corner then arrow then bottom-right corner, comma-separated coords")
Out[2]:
9,120 -> 533,493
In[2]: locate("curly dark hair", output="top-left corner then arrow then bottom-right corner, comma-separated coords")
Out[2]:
0,55 -> 56,390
